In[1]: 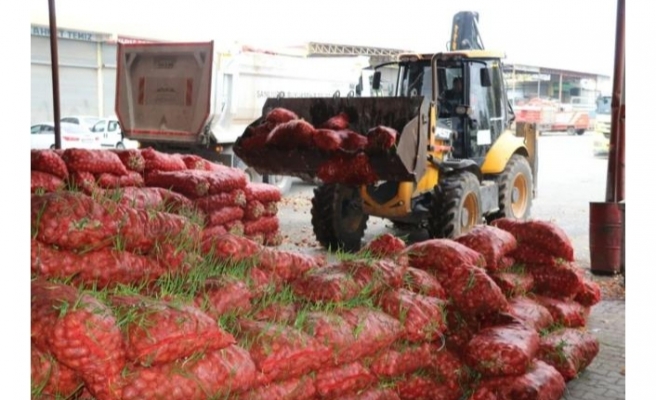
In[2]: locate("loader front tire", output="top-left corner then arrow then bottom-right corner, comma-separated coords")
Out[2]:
311,184 -> 368,252
488,154 -> 533,222
428,171 -> 482,239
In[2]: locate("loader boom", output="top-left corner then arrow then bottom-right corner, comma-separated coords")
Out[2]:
450,11 -> 485,51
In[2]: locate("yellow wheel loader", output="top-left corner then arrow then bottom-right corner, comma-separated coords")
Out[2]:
235,12 -> 538,251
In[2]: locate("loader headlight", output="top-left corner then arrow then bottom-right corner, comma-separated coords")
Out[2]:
435,127 -> 453,140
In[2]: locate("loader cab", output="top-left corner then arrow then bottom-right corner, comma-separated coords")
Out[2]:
390,53 -> 508,163
431,53 -> 510,163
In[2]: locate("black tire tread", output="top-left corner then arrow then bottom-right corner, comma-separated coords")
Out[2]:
311,184 -> 367,251
488,154 -> 533,221
428,171 -> 481,239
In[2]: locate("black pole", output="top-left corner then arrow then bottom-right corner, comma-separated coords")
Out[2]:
48,0 -> 62,149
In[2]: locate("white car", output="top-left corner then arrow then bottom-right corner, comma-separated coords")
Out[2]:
60,116 -> 103,132
91,118 -> 140,149
30,122 -> 102,150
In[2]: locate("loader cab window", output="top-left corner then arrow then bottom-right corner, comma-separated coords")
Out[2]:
467,60 -> 505,160
469,61 -> 504,121
399,62 -> 432,98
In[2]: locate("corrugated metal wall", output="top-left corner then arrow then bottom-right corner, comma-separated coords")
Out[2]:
30,29 -> 119,124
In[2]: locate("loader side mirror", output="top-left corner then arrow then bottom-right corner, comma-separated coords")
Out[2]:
480,68 -> 492,87
372,71 -> 382,90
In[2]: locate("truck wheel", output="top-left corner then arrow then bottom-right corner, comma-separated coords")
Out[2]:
567,126 -> 576,135
311,183 -> 368,252
428,171 -> 482,239
488,154 -> 533,222
116,142 -> 126,149
576,129 -> 586,135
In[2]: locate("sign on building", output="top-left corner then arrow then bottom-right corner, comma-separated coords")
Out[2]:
31,25 -> 111,42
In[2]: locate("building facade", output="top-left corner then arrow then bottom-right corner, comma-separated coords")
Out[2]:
30,24 -> 156,124
31,24 -> 611,124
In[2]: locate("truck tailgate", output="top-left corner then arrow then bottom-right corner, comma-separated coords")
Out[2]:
115,42 -> 213,144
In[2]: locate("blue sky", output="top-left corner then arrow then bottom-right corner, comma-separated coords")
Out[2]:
31,0 -> 618,76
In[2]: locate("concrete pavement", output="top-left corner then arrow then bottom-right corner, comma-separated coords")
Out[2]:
565,300 -> 625,400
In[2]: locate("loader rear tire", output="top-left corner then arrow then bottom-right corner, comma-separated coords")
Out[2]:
427,171 -> 482,239
487,154 -> 533,222
311,184 -> 368,252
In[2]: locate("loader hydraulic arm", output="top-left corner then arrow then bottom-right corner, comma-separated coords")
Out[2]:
449,11 -> 485,51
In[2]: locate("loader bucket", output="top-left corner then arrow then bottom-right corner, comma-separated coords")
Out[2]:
234,97 -> 429,182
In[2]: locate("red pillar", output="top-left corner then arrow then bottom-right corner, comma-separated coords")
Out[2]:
589,0 -> 624,276
605,0 -> 625,203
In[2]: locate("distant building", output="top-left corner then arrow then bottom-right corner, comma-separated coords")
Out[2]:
30,22 -> 611,124
502,63 -> 611,105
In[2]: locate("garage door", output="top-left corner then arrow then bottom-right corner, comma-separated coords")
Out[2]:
103,68 -> 117,117
31,64 -> 54,123
31,36 -> 100,124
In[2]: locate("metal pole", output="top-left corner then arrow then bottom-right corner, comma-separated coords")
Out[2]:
512,64 -> 516,98
558,74 -> 563,103
48,0 -> 62,149
605,0 -> 625,203
617,61 -> 625,201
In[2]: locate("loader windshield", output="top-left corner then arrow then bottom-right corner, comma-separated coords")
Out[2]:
396,59 -> 464,116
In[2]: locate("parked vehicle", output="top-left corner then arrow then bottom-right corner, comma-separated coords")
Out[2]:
60,116 -> 103,132
513,97 -> 589,135
30,122 -> 101,149
91,117 -> 140,149
593,94 -> 612,156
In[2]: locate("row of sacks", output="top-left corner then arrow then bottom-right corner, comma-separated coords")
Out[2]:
32,219 -> 601,400
30,188 -> 295,290
30,148 -> 284,246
